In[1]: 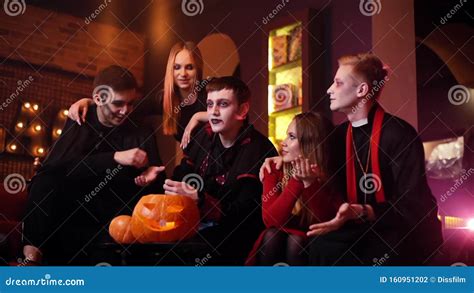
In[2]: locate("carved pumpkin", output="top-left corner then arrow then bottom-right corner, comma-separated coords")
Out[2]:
109,215 -> 136,244
130,194 -> 200,243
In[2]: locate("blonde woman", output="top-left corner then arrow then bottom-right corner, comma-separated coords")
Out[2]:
68,41 -> 208,147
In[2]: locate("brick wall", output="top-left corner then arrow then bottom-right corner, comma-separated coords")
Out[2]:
0,5 -> 145,82
0,5 -> 145,181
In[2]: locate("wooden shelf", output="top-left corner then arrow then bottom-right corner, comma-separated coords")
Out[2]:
269,59 -> 302,73
269,105 -> 302,117
265,9 -> 326,150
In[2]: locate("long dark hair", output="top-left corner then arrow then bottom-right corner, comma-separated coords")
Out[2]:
282,112 -> 339,225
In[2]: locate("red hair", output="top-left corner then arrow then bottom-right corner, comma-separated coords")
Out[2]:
163,42 -> 203,135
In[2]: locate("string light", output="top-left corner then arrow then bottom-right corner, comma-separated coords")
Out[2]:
63,110 -> 69,116
56,129 -> 62,135
10,144 -> 17,151
16,122 -> 24,128
34,125 -> 42,131
33,104 -> 39,111
37,147 -> 44,154
24,102 -> 31,109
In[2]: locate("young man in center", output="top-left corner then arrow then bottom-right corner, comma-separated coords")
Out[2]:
163,76 -> 278,265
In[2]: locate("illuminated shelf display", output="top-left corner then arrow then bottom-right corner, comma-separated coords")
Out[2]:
268,22 -> 303,148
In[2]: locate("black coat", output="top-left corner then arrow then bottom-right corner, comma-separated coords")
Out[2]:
172,122 -> 278,263
23,105 -> 166,257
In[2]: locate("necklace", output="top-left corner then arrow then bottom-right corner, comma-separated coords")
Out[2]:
350,127 -> 371,203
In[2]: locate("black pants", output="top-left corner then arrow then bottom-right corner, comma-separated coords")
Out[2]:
23,171 -> 61,250
22,170 -> 140,265
308,222 -> 424,266
195,221 -> 262,265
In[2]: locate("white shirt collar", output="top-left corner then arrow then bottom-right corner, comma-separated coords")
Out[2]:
351,118 -> 368,127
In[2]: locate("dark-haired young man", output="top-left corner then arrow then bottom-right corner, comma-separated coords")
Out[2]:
164,76 -> 278,264
22,65 -> 166,264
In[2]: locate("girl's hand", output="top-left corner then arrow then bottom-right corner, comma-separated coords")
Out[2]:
292,156 -> 318,187
68,98 -> 93,125
180,115 -> 199,149
180,111 -> 208,149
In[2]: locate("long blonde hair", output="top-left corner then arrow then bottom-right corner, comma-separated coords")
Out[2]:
163,41 -> 203,135
281,112 -> 337,226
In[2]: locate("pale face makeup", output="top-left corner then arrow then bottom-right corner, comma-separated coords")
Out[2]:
206,88 -> 243,137
326,65 -> 361,114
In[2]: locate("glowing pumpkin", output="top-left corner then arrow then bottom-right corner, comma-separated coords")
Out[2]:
130,194 -> 200,243
109,215 -> 136,244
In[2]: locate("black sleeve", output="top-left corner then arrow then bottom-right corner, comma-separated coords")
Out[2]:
171,125 -> 208,181
200,137 -> 277,224
171,148 -> 197,182
65,153 -> 117,179
218,142 -> 277,224
139,128 -> 166,194
38,118 -> 117,179
39,118 -> 81,171
139,128 -> 163,167
371,125 -> 439,232
198,176 -> 263,225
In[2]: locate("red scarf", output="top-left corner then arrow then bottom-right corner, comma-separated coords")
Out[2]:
345,106 -> 386,204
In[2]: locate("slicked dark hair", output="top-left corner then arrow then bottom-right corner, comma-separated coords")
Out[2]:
93,65 -> 138,92
206,76 -> 251,104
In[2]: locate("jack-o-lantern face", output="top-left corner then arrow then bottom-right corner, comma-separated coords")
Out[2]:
130,194 -> 200,243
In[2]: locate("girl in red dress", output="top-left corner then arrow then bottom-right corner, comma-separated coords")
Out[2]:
246,112 -> 343,265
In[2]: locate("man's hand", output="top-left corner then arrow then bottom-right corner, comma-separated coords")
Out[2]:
259,156 -> 283,182
134,166 -> 165,186
163,179 -> 198,202
114,148 -> 149,168
307,203 -> 361,237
